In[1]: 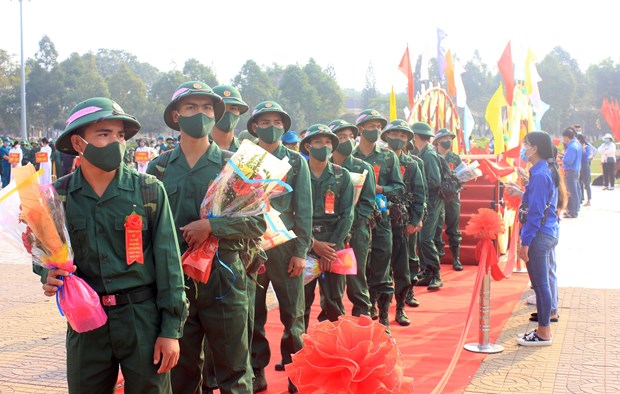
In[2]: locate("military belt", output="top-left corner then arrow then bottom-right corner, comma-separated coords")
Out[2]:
101,286 -> 156,307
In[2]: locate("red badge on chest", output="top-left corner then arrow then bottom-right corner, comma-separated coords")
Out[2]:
125,212 -> 144,265
324,188 -> 335,215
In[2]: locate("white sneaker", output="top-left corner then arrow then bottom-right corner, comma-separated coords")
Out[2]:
526,294 -> 537,305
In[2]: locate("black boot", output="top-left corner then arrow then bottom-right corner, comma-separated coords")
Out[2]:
369,290 -> 379,320
395,307 -> 411,326
378,293 -> 392,335
451,246 -> 463,271
405,287 -> 420,307
252,369 -> 267,393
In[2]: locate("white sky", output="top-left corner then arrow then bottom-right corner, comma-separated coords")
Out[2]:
0,0 -> 616,94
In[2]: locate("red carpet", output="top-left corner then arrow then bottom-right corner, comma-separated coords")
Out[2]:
234,263 -> 528,393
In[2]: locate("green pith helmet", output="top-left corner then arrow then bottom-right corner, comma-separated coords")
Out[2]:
355,109 -> 387,129
432,128 -> 456,144
56,97 -> 141,156
246,101 -> 292,136
328,119 -> 359,139
212,84 -> 249,115
411,121 -> 434,137
163,81 -> 225,131
381,119 -> 414,142
299,123 -> 340,155
238,129 -> 257,143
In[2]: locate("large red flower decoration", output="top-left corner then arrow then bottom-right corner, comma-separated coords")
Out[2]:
464,208 -> 505,241
288,315 -> 413,393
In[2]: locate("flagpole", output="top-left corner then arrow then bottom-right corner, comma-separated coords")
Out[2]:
19,0 -> 28,142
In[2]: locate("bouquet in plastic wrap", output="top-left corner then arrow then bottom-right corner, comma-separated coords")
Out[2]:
182,140 -> 292,283
304,248 -> 358,285
349,169 -> 368,206
0,164 -> 107,333
454,160 -> 483,183
260,208 -> 296,251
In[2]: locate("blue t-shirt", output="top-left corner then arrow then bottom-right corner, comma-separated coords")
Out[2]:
563,139 -> 581,172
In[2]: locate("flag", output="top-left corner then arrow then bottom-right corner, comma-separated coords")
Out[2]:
497,41 -> 515,106
463,104 -> 474,152
389,86 -> 397,121
485,83 -> 508,154
437,28 -> 448,82
445,50 -> 456,97
398,45 -> 415,110
524,48 -> 537,95
601,98 -> 620,140
454,58 -> 467,108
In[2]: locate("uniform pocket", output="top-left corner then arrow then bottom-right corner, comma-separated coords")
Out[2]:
68,216 -> 88,261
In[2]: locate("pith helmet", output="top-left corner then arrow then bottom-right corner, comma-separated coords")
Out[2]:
212,84 -> 249,115
163,81 -> 225,131
246,101 -> 292,136
328,119 -> 359,139
381,119 -> 414,142
299,124 -> 339,155
411,121 -> 434,137
56,97 -> 141,155
355,109 -> 387,129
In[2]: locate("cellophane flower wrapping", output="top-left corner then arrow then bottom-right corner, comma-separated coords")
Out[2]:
454,160 -> 483,183
304,255 -> 321,285
304,249 -> 357,285
288,315 -> 414,393
349,169 -> 368,206
183,141 -> 292,281
0,164 -> 107,332
464,208 -> 505,241
260,208 -> 297,251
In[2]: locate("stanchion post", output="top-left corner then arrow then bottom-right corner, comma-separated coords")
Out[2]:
464,253 -> 504,354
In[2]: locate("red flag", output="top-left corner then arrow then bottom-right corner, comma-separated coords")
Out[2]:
601,98 -> 620,140
497,41 -> 515,106
502,144 -> 521,159
478,158 -> 515,181
399,45 -> 415,110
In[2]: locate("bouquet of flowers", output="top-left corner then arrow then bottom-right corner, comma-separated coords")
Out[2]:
183,140 -> 292,283
349,169 -> 368,206
260,208 -> 296,251
454,160 -> 483,183
0,164 -> 107,333
303,248 -> 358,285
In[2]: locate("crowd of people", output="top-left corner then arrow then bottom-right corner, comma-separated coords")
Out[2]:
3,79 -> 614,393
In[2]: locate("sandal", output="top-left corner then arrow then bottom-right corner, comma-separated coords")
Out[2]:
517,330 -> 552,346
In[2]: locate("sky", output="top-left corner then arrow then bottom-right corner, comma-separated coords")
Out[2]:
0,0 -> 617,94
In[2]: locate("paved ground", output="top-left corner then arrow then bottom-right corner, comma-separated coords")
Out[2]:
0,183 -> 618,393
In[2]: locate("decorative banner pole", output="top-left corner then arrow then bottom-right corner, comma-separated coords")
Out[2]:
463,208 -> 506,354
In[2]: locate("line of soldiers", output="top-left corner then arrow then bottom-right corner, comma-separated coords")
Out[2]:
36,80 -> 463,394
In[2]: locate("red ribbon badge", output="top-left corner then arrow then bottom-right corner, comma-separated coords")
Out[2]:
125,212 -> 144,265
324,188 -> 335,215
400,165 -> 406,177
373,164 -> 380,183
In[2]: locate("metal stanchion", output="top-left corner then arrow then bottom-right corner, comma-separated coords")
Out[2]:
464,271 -> 504,354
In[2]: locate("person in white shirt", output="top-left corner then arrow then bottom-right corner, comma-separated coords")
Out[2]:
8,140 -> 23,181
38,137 -> 53,185
598,133 -> 617,190
135,138 -> 154,173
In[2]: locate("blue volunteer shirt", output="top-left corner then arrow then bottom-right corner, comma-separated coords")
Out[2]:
520,160 -> 559,246
581,144 -> 595,167
562,139 -> 581,172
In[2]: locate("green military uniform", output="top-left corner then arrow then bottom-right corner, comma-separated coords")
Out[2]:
147,143 -> 265,393
247,103 -> 312,382
406,151 -> 427,306
36,98 -> 187,394
433,130 -> 463,270
412,122 -> 444,290
300,125 -> 354,328
381,120 -> 426,325
352,110 -> 405,332
329,119 -> 375,317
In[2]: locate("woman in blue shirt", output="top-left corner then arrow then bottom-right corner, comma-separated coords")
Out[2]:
515,132 -> 567,346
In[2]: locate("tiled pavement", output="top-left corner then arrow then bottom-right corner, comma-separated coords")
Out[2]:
0,184 -> 618,393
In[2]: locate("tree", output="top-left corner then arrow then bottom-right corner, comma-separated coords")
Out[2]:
59,53 -> 109,115
149,70 -> 187,133
34,35 -> 58,71
96,49 -> 138,79
462,50 -> 496,132
303,58 -> 345,123
183,58 -> 218,86
360,62 -> 378,109
232,60 -> 278,130
107,64 -> 148,122
0,49 -> 20,132
538,48 -> 579,133
278,64 -> 317,129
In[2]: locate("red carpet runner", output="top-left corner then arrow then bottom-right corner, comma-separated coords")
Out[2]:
246,264 -> 528,393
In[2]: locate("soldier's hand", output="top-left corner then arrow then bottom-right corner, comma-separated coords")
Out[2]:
416,221 -> 423,232
288,256 -> 305,277
43,265 -> 77,297
180,219 -> 212,250
318,256 -> 334,272
312,240 -> 337,262
407,224 -> 417,235
153,337 -> 180,374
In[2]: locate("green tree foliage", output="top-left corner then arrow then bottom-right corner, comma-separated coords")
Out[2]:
182,58 -> 218,86
303,58 -> 345,123
361,62 -> 378,109
0,49 -> 20,131
59,53 -> 109,114
538,47 -> 579,133
107,64 -> 147,121
232,60 -> 278,131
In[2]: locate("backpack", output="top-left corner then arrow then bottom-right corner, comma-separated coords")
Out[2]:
437,154 -> 462,201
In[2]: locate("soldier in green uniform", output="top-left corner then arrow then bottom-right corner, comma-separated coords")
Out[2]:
300,124 -> 354,327
412,122 -> 444,290
352,109 -> 405,334
405,139 -> 427,307
203,84 -> 250,393
210,84 -> 249,153
381,120 -> 426,325
247,101 -> 312,394
40,97 -> 188,393
147,81 -> 266,394
329,119 -> 375,317
432,129 -> 464,271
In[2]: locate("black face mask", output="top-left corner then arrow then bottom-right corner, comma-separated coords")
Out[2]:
335,139 -> 354,156
80,137 -> 124,172
439,140 -> 453,150
178,113 -> 215,138
215,112 -> 240,133
362,129 -> 380,143
387,138 -> 406,151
